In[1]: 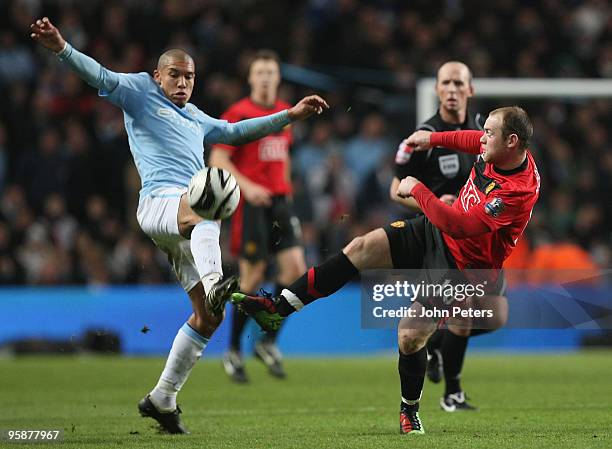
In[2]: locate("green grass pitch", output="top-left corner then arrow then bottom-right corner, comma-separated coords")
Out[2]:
0,352 -> 610,448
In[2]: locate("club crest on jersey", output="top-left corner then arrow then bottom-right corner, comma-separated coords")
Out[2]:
245,241 -> 258,255
438,154 -> 460,178
484,197 -> 504,217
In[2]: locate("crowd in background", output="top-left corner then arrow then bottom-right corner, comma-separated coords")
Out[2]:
0,0 -> 610,285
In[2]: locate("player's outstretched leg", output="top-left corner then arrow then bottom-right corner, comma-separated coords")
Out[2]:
232,228 -> 393,330
231,251 -> 358,331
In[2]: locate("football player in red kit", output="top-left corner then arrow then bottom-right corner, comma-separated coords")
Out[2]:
232,106 -> 540,434
210,50 -> 305,382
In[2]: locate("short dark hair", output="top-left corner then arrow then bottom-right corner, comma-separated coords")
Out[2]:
490,106 -> 533,150
157,48 -> 193,70
249,49 -> 281,70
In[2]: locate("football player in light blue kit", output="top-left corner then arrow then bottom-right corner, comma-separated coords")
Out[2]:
30,16 -> 329,434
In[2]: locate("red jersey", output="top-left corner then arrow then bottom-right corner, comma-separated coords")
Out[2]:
412,130 -> 540,269
214,97 -> 293,195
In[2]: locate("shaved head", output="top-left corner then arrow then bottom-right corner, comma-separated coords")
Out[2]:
435,60 -> 474,123
436,61 -> 472,85
157,49 -> 194,70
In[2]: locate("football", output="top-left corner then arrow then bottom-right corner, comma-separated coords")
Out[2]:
188,167 -> 240,220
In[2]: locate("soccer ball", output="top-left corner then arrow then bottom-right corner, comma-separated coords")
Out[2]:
188,167 -> 240,220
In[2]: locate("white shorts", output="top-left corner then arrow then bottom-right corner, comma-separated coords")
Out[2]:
137,187 -> 200,292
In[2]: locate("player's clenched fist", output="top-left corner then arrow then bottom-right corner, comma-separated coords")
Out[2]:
30,17 -> 66,53
396,176 -> 422,198
404,130 -> 433,152
287,95 -> 329,121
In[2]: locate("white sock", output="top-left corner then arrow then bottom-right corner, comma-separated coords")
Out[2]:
149,323 -> 209,412
190,220 -> 222,294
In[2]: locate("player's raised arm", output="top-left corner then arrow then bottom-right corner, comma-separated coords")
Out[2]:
205,95 -> 329,146
396,176 -> 489,238
405,130 -> 483,155
30,17 -> 120,94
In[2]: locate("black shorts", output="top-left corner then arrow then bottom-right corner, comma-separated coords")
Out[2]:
230,195 -> 302,261
383,216 -> 506,310
383,215 -> 457,270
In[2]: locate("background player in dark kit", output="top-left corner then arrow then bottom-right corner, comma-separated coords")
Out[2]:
210,50 -> 306,382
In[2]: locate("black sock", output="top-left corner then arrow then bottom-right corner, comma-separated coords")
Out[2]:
426,329 -> 446,354
398,347 -> 427,411
229,303 -> 250,351
276,252 -> 358,316
264,283 -> 287,342
442,331 -> 469,395
470,328 -> 494,337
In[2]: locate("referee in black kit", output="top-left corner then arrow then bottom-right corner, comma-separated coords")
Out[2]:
390,61 -> 508,412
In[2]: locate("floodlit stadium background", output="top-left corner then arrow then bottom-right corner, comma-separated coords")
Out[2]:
1,0 -> 611,354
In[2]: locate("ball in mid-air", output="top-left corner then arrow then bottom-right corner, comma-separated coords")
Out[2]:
188,167 -> 240,220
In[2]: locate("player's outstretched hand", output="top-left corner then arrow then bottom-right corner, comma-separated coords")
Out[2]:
396,176 -> 421,199
287,95 -> 329,121
405,130 -> 433,151
30,17 -> 66,53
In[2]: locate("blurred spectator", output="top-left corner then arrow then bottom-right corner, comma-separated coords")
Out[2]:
343,113 -> 390,186
0,31 -> 36,85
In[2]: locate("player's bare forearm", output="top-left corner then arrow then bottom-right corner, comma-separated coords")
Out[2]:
410,183 -> 489,238
430,131 -> 483,155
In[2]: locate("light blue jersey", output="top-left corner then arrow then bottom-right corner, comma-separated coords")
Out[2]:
57,43 -> 290,197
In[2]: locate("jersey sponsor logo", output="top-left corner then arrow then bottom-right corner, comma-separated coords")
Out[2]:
484,197 -> 505,217
390,220 -> 406,228
438,154 -> 460,178
156,107 -> 202,135
460,177 -> 481,211
258,136 -> 288,161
